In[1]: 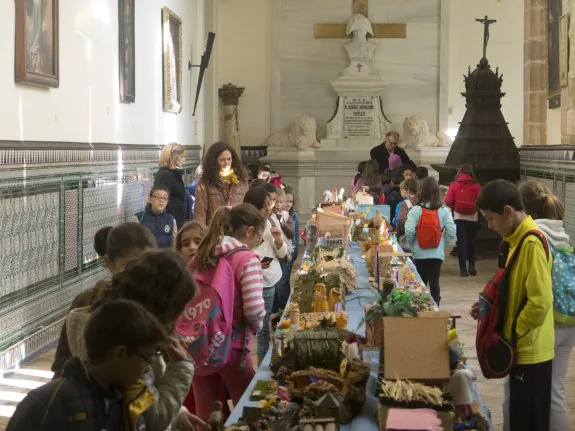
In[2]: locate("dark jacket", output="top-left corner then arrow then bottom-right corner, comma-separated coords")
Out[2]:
135,205 -> 176,249
154,168 -> 186,229
7,357 -> 149,431
369,144 -> 416,173
385,185 -> 403,224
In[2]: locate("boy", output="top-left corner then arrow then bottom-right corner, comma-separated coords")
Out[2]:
471,179 -> 554,431
257,163 -> 272,181
415,166 -> 428,180
133,185 -> 177,249
386,174 -> 404,225
402,166 -> 415,181
93,226 -> 113,259
8,300 -> 168,430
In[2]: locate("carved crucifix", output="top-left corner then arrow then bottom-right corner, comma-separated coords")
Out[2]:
314,0 -> 407,39
475,15 -> 497,59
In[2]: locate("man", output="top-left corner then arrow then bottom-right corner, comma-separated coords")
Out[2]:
370,131 -> 416,173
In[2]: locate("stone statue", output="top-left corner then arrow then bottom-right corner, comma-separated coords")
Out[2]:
264,115 -> 321,150
342,13 -> 378,77
399,116 -> 452,150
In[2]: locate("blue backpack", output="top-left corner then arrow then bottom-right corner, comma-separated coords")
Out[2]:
551,245 -> 575,326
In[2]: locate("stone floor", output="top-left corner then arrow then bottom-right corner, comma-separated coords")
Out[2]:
0,254 -> 573,430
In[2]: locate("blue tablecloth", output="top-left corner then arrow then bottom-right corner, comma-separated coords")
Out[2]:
225,243 -> 492,430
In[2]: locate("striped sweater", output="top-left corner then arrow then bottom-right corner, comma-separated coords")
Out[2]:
215,236 -> 266,333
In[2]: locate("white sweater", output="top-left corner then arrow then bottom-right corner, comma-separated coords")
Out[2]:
253,219 -> 289,287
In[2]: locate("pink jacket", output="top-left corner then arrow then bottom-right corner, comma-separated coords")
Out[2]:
212,236 -> 266,349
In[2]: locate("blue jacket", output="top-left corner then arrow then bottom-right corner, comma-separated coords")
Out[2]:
405,204 -> 456,260
291,211 -> 300,262
136,205 -> 175,249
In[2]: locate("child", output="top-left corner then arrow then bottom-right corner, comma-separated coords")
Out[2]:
272,187 -> 295,314
393,178 -> 418,239
405,177 -> 456,305
350,161 -> 367,196
284,186 -> 300,263
176,221 -> 207,263
7,299 -> 169,431
444,164 -> 481,277
67,250 -> 200,431
243,187 -> 289,364
402,166 -> 415,181
51,223 -> 157,378
93,226 -> 112,258
257,163 -> 272,181
518,181 -> 573,431
386,174 -> 404,224
185,165 -> 203,221
189,204 -> 266,422
133,185 -> 177,249
356,159 -> 382,202
471,179 -> 554,431
415,166 -> 429,181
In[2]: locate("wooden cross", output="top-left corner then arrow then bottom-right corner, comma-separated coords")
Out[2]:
356,63 -> 363,73
314,0 -> 407,39
475,15 -> 497,59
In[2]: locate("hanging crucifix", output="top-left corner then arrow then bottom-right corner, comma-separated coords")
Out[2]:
314,0 -> 407,39
475,15 -> 497,60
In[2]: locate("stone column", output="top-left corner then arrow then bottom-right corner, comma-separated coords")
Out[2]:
563,2 -> 575,143
218,83 -> 245,156
524,0 -> 547,145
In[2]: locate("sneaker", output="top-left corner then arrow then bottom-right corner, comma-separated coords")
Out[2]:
468,264 -> 477,276
460,270 -> 469,277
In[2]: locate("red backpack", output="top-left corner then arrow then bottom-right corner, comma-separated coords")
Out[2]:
416,207 -> 442,249
176,247 -> 251,376
454,182 -> 479,215
476,230 -> 549,379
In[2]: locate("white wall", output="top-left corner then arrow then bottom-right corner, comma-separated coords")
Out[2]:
215,0 -> 271,146
0,0 -> 205,147
445,0 -> 524,146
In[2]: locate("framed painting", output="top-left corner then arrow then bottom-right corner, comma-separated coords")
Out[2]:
548,0 -> 562,108
119,0 -> 135,103
560,14 -> 569,88
14,0 -> 59,88
162,7 -> 183,114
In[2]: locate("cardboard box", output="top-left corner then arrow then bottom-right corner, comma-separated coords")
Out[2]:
381,316 -> 450,382
377,404 -> 454,431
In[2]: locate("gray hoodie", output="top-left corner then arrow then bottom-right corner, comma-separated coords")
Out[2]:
534,218 -> 570,248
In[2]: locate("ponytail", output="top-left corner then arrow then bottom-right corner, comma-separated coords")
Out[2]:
519,181 -> 565,220
195,203 -> 265,272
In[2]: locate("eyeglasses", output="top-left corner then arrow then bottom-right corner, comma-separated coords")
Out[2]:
136,350 -> 163,364
152,195 -> 169,202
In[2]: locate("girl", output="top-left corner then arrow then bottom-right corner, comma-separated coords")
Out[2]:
190,204 -> 267,422
194,142 -> 249,225
155,143 -> 187,229
394,178 -> 418,248
354,159 -> 382,202
517,181 -> 575,431
243,186 -> 290,364
176,221 -> 207,263
272,187 -> 295,314
405,177 -> 456,305
445,164 -> 482,277
284,186 -> 300,264
51,223 -> 157,378
350,161 -> 367,196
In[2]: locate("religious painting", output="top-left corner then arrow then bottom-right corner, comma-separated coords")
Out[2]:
119,0 -> 135,103
560,14 -> 569,88
548,0 -> 562,108
162,7 -> 183,114
14,0 -> 59,88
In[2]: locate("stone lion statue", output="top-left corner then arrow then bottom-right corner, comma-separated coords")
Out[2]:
398,116 -> 452,151
264,115 -> 321,150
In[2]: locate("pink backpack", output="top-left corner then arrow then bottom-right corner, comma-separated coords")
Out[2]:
176,247 -> 250,375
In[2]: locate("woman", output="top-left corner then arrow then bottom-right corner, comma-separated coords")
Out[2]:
444,164 -> 481,277
194,142 -> 249,225
243,186 -> 289,365
516,181 -> 575,431
405,177 -> 456,305
155,143 -> 187,229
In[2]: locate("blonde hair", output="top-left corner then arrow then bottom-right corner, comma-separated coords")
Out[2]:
159,143 -> 185,169
175,221 -> 207,252
519,181 -> 565,220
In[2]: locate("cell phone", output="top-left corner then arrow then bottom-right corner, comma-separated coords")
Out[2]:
261,256 -> 274,264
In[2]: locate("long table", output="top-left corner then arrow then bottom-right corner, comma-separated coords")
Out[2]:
225,243 -> 493,430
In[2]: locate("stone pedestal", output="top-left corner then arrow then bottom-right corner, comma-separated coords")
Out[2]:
408,147 -> 450,179
219,83 -> 245,156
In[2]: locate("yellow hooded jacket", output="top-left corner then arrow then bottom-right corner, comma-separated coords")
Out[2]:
503,216 -> 555,365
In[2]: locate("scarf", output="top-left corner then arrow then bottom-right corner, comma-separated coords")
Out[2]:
219,169 -> 240,185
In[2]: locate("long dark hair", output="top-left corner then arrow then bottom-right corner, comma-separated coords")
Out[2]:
195,204 -> 265,271
361,159 -> 381,190
201,142 -> 247,185
457,164 -> 477,182
417,177 -> 442,210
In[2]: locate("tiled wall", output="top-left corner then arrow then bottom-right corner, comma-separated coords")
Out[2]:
520,145 -> 575,240
0,143 -> 201,371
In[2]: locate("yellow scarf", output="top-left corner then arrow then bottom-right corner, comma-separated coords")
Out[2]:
220,169 -> 240,185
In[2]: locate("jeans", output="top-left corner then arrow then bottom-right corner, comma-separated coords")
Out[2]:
256,285 -> 276,358
273,260 -> 291,313
414,258 -> 442,305
455,220 -> 478,271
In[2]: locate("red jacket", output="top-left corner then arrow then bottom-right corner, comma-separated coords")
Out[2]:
444,173 -> 481,212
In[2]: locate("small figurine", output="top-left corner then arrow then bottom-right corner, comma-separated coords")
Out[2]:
278,386 -> 291,402
342,333 -> 360,362
208,401 -> 224,430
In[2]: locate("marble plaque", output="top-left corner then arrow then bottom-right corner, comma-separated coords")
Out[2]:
344,96 -> 375,137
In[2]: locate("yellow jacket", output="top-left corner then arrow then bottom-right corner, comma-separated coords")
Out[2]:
503,216 -> 555,364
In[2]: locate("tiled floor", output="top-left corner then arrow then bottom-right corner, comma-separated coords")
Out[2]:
0,254 -> 573,430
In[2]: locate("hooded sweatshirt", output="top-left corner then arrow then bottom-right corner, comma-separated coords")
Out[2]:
534,219 -> 570,248
444,173 -> 481,222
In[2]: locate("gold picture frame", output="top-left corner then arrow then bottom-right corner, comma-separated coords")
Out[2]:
162,7 -> 183,113
560,14 -> 569,88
